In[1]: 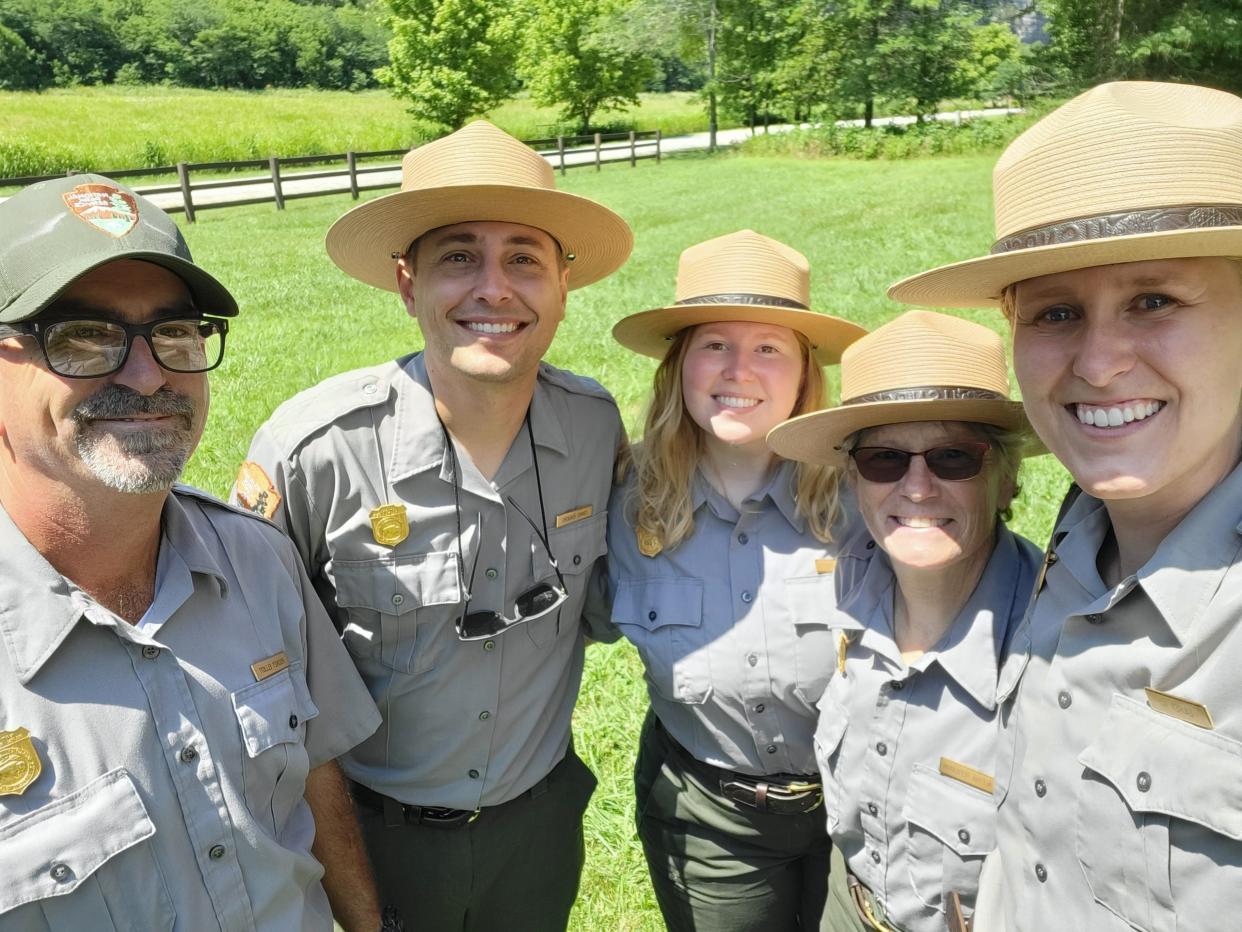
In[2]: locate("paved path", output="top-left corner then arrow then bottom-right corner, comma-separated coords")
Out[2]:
1,108 -> 1022,211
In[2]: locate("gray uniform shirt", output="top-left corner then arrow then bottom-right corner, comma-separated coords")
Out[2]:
816,523 -> 1039,932
237,353 -> 620,809
607,463 -> 844,776
0,487 -> 380,932
990,464 -> 1242,932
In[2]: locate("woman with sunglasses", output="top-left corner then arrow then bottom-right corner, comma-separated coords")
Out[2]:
768,310 -> 1041,932
605,230 -> 866,932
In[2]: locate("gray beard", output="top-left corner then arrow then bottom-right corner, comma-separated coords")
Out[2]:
71,386 -> 197,494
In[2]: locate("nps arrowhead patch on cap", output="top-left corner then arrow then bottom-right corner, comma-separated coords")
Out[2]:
62,183 -> 139,238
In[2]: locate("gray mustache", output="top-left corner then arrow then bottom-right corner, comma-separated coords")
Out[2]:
72,386 -> 196,424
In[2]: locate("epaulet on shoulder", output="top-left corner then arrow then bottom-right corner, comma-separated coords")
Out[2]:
538,361 -> 617,405
173,484 -> 279,528
261,359 -> 404,451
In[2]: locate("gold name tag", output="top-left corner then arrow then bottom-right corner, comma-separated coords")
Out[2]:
815,558 -> 837,574
1145,687 -> 1215,729
556,505 -> 593,528
939,757 -> 995,795
251,651 -> 290,682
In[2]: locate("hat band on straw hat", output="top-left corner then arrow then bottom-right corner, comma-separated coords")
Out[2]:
846,385 -> 1010,406
676,292 -> 809,309
992,204 -> 1242,255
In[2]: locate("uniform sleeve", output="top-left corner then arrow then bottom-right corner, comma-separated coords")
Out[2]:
580,558 -> 621,643
293,544 -> 381,767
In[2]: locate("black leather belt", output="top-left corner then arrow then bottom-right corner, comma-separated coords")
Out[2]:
351,782 -> 480,829
656,718 -> 823,815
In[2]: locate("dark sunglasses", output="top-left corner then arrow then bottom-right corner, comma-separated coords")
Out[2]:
0,316 -> 228,378
457,497 -> 568,641
849,441 -> 991,483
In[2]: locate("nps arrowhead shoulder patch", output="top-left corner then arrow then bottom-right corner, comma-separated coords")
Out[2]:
234,461 -> 282,520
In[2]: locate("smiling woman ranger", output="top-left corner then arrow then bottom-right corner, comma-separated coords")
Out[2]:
887,81 -> 1242,932
768,310 -> 1042,932
606,230 -> 866,932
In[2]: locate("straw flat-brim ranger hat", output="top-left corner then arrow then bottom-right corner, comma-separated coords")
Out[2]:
0,174 -> 237,323
888,81 -> 1242,307
768,310 -> 1036,466
612,229 -> 866,365
325,120 -> 633,291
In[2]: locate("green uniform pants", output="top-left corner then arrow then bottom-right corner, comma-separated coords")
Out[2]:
354,747 -> 596,932
821,845 -> 873,932
635,711 -> 832,932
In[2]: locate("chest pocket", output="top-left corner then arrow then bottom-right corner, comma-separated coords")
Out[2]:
814,689 -> 849,834
784,573 -> 837,706
231,664 -> 321,834
332,551 -> 461,674
903,763 -> 997,916
527,512 -> 607,648
0,769 -> 174,930
1075,693 -> 1242,932
612,577 -> 711,704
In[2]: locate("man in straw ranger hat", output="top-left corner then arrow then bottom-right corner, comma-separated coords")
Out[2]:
889,81 -> 1242,931
0,175 -> 383,931
233,120 -> 633,930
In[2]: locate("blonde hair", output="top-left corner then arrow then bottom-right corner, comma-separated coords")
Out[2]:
625,328 -> 845,551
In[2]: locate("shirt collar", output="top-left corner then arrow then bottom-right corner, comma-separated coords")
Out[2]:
0,491 -> 228,685
388,354 -> 571,489
692,460 -> 804,531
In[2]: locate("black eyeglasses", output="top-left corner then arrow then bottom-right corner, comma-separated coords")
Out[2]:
850,441 -> 991,483
0,316 -> 228,378
441,410 -> 567,641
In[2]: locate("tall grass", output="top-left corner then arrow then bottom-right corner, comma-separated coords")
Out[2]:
0,87 -> 721,179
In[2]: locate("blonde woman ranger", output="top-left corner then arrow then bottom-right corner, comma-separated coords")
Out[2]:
607,230 -> 866,932
890,81 -> 1242,932
770,311 -> 1041,932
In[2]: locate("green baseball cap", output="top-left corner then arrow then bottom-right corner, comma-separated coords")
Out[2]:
0,174 -> 238,323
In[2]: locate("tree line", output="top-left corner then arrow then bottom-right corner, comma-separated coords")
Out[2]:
2,0 -> 1238,136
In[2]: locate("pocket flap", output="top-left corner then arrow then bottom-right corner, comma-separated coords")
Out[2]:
814,691 -> 848,758
1078,693 -> 1242,839
904,763 -> 997,856
0,769 -> 155,914
612,577 -> 703,631
540,513 -> 607,578
785,574 -> 835,628
333,552 -> 461,614
232,665 -> 319,757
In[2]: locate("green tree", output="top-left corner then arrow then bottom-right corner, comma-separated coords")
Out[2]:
517,0 -> 655,131
377,0 -> 520,131
0,23 -> 43,89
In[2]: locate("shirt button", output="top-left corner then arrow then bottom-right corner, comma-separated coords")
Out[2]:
747,653 -> 759,667
392,594 -> 404,606
479,711 -> 491,721
141,645 -> 160,660
288,714 -> 299,729
648,610 -> 658,622
50,863 -> 71,882
754,703 -> 765,713
890,680 -> 904,691
363,383 -> 377,395
740,591 -> 753,603
1085,613 -> 1103,624
1035,778 -> 1047,797
870,850 -> 881,863
1035,863 -> 1048,883
468,769 -> 480,779
766,744 -> 777,754
209,844 -> 226,861
737,533 -> 749,545
179,746 -> 197,763
1046,552 -> 1058,565
485,568 -> 498,579
483,640 -> 495,651
1136,771 -> 1152,792
867,802 -> 878,816
958,828 -> 971,844
1058,690 -> 1073,709
866,540 -> 876,550
573,555 -> 582,566
876,742 -> 888,756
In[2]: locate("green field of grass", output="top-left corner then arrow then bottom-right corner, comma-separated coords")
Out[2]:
167,150 -> 1068,929
0,87 -> 726,180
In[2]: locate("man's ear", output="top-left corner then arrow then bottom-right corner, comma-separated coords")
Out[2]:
396,255 -> 417,319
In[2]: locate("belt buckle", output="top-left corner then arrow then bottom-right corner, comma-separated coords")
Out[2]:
719,779 -> 761,810
416,806 -> 480,829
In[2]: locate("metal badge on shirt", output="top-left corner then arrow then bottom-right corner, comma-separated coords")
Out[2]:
556,505 -> 593,528
637,526 -> 662,558
0,727 -> 42,795
939,756 -> 995,795
1144,687 -> 1215,729
251,651 -> 290,682
370,504 -> 409,547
